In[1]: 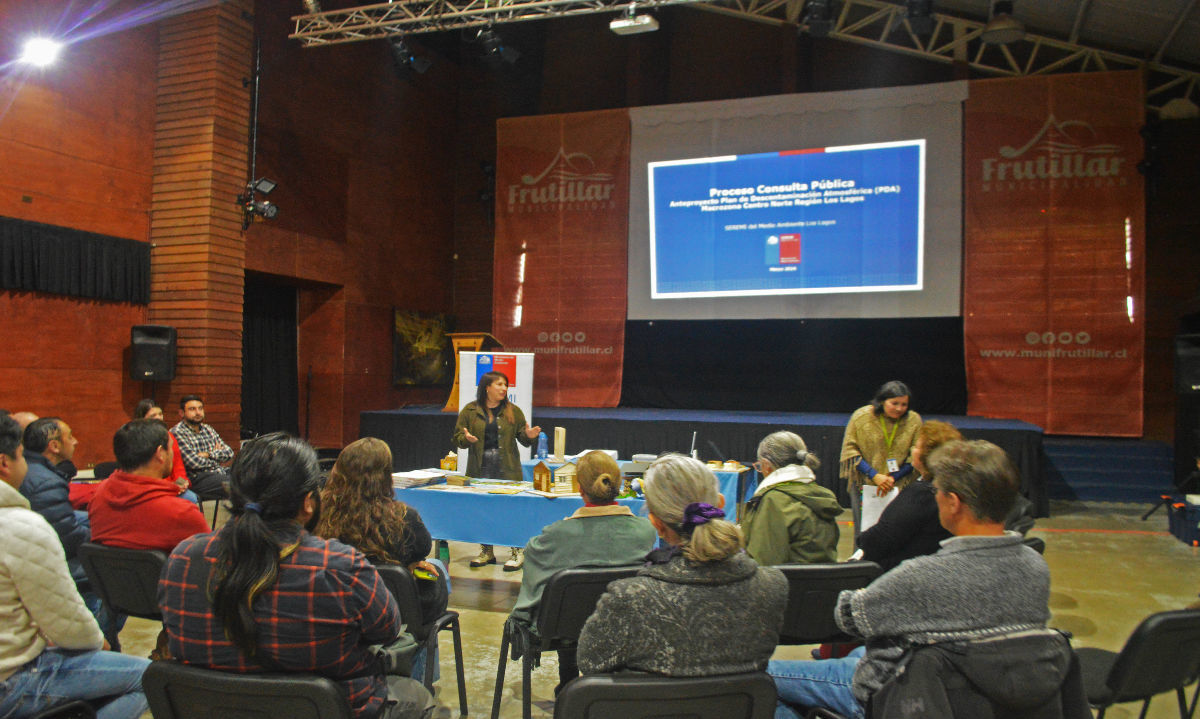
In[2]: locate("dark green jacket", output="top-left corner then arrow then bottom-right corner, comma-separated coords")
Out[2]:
452,401 -> 532,482
741,466 -> 841,566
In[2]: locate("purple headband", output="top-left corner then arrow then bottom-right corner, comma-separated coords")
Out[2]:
681,502 -> 725,529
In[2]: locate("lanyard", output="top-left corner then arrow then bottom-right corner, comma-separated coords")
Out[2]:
879,417 -> 898,452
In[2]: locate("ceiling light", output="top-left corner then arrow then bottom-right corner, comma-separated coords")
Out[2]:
478,28 -> 519,65
19,37 -> 63,67
804,0 -> 835,37
251,177 -> 277,195
981,1 -> 1025,45
610,5 -> 659,35
905,0 -> 934,36
390,38 -> 432,75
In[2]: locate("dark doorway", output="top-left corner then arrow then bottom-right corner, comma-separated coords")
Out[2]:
242,274 -> 299,437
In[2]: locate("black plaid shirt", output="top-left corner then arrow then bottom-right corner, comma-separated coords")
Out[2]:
158,528 -> 402,718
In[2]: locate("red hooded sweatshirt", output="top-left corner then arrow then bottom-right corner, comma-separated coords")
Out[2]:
89,469 -> 210,552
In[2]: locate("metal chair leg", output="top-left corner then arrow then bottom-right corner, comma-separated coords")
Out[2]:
1179,686 -> 1190,719
522,650 -> 533,719
490,630 -> 510,719
449,617 -> 468,717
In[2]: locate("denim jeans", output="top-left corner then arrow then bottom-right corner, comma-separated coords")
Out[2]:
768,646 -> 865,719
0,648 -> 149,719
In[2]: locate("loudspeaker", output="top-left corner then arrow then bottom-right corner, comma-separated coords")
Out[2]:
130,325 -> 177,381
1177,335 -> 1200,395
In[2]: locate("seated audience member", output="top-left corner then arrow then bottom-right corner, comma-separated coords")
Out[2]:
20,417 -> 89,583
11,411 -> 38,431
508,451 -> 656,692
169,394 -> 233,501
316,437 -> 443,681
133,398 -> 195,503
158,433 -> 433,719
855,420 -> 962,572
89,419 -> 209,551
768,440 -> 1054,719
0,413 -> 149,719
577,454 -> 787,677
742,431 -> 840,566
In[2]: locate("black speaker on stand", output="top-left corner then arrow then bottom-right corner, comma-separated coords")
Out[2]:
1176,334 -> 1200,493
130,325 -> 177,382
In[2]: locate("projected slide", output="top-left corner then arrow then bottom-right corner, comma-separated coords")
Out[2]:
649,140 -> 924,298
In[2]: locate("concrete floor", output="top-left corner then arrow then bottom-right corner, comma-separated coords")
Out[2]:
117,499 -> 1200,718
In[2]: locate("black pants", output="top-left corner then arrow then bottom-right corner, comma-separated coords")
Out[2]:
555,647 -> 579,695
188,469 -> 230,500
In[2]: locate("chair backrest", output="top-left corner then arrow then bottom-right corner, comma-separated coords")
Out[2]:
1104,608 -> 1200,703
142,661 -> 352,719
77,542 -> 166,620
1022,536 -> 1046,554
374,564 -> 448,641
553,671 -> 777,719
537,566 -> 642,649
775,561 -> 881,645
92,461 -> 118,480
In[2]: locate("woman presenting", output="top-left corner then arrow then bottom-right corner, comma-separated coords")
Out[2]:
453,370 -> 540,571
839,380 -> 922,538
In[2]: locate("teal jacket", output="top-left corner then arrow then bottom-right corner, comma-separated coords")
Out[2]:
510,505 -> 657,633
741,466 -> 842,566
452,401 -> 532,482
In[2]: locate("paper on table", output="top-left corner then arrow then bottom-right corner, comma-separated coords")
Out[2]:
860,485 -> 899,532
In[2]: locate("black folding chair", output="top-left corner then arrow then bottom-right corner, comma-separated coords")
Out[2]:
775,562 -> 881,646
491,565 -> 641,719
142,661 -> 352,719
554,671 -> 777,719
1076,608 -> 1200,718
375,564 -> 468,717
77,543 -> 166,620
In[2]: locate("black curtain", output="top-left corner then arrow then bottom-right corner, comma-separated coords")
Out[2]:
621,317 -> 967,414
0,216 -> 149,303
242,276 -> 299,437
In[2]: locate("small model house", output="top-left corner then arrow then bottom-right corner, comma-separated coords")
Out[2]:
533,461 -> 554,492
552,460 -> 578,494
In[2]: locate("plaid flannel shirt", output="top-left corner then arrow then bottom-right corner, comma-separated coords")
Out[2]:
170,421 -> 234,473
158,528 -> 402,719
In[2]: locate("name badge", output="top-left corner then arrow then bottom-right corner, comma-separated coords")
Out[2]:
886,458 -> 899,474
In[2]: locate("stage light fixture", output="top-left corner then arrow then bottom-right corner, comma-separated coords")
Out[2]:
610,4 -> 659,35
18,37 -> 63,67
478,28 -> 520,65
236,178 -> 280,229
803,0 -> 835,37
390,38 -> 433,75
981,0 -> 1024,45
905,0 -> 934,35
302,0 -> 322,13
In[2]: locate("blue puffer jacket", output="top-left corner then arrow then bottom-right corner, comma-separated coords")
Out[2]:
20,451 -> 90,583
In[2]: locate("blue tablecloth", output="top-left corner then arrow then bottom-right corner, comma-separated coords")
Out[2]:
395,463 -> 756,547
393,484 -> 646,547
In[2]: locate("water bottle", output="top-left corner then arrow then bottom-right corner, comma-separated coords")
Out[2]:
536,431 -> 548,459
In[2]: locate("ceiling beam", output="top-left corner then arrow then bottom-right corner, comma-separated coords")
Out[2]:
289,0 -> 1200,113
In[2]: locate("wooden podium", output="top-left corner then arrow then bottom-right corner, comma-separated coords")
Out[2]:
442,332 -> 503,412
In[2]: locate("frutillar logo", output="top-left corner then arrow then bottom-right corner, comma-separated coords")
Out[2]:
506,147 -> 617,213
979,115 -> 1127,191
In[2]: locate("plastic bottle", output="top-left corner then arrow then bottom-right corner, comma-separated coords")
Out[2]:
536,431 -> 548,459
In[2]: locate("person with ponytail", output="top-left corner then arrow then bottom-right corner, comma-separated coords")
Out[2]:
505,451 -> 656,693
742,431 -> 841,566
158,433 -> 433,719
576,454 -> 787,677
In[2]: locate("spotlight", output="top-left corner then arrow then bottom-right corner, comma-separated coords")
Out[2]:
981,1 -> 1024,45
236,179 -> 280,229
390,38 -> 433,75
804,0 -> 835,37
610,4 -> 659,35
18,37 -> 63,67
905,0 -> 934,35
478,28 -> 519,65
302,0 -> 321,12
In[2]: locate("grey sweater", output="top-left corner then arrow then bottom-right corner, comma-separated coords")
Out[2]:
577,550 -> 787,676
835,532 -> 1050,706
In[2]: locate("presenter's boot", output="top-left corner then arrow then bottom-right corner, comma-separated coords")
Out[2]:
503,547 -> 524,571
470,545 -> 496,567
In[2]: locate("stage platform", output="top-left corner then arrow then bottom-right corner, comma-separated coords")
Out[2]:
361,406 -> 1048,516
